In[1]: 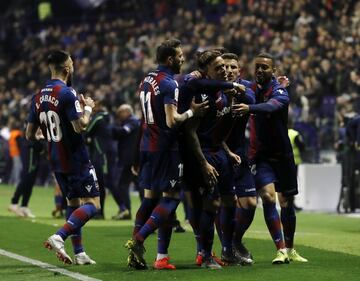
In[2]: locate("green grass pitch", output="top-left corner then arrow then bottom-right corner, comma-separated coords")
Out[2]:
1,184 -> 360,281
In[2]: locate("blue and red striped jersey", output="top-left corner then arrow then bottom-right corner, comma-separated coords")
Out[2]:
28,79 -> 90,173
139,65 -> 179,152
247,77 -> 293,159
226,78 -> 255,157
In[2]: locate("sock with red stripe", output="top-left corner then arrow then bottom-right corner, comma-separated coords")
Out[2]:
135,197 -> 180,243
65,206 -> 84,254
133,198 -> 159,236
56,203 -> 97,241
263,203 -> 285,250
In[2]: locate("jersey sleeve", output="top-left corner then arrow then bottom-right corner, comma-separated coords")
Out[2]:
63,88 -> 83,121
27,95 -> 39,124
163,80 -> 178,106
249,88 -> 289,113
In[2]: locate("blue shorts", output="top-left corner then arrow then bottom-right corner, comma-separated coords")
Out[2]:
253,156 -> 298,196
203,148 -> 234,198
139,151 -> 183,192
54,164 -> 100,200
233,160 -> 256,198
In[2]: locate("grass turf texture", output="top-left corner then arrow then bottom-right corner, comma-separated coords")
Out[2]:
1,184 -> 360,281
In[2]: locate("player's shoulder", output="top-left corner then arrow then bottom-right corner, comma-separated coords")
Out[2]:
59,86 -> 78,100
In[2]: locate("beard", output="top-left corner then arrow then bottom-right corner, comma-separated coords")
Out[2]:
66,73 -> 73,87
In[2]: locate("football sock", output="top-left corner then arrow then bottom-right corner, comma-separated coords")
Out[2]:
199,209 -> 216,259
281,206 -> 296,249
263,203 -> 285,250
187,204 -> 202,253
214,208 -> 222,242
133,197 -> 158,236
56,203 -> 97,241
64,206 -> 84,254
157,211 -> 175,254
233,207 -> 255,246
135,197 -> 180,242
220,206 -> 235,254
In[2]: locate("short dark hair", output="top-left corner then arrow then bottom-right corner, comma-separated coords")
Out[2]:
222,52 -> 238,61
47,50 -> 70,69
156,38 -> 181,64
196,50 -> 222,70
256,52 -> 274,64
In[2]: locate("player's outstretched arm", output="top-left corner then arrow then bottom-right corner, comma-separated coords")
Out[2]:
165,98 -> 209,128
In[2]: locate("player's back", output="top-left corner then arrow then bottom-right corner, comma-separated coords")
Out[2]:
139,66 -> 179,152
30,79 -> 90,173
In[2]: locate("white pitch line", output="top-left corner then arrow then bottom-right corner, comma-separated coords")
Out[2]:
0,249 -> 102,281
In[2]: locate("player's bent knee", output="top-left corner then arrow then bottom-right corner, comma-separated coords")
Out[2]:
144,189 -> 160,199
67,198 -> 81,207
221,195 -> 236,207
278,194 -> 294,208
82,197 -> 100,209
238,196 -> 257,209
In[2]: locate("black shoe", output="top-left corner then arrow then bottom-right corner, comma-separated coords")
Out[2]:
234,243 -> 253,265
93,213 -> 105,220
221,249 -> 240,265
294,204 -> 303,212
174,224 -> 186,233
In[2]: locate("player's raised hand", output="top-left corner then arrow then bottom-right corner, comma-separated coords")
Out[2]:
189,70 -> 203,78
190,97 -> 209,117
233,82 -> 246,94
277,76 -> 290,87
80,94 -> 95,108
232,103 -> 249,115
201,161 -> 219,187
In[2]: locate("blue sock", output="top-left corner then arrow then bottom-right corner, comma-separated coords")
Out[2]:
263,203 -> 284,250
281,206 -> 296,248
220,206 -> 235,254
199,210 -> 216,259
56,203 -> 97,241
157,211 -> 175,254
187,205 -> 202,253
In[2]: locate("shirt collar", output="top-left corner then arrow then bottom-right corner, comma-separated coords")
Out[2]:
157,65 -> 175,76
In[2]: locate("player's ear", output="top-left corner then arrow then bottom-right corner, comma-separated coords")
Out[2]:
167,56 -> 174,65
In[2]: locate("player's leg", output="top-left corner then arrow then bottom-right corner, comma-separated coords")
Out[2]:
200,195 -> 222,269
275,157 -> 307,262
18,167 -> 38,218
184,190 -> 203,265
116,165 -> 133,220
278,193 -> 308,262
152,190 -> 180,270
232,162 -> 257,265
219,195 -> 237,264
233,196 -> 256,265
258,183 -> 288,264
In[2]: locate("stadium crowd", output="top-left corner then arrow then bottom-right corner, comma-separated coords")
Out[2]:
1,1 -> 359,154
